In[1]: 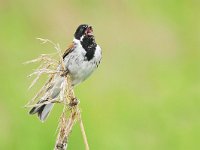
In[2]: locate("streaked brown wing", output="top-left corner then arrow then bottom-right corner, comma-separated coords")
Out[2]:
62,43 -> 75,59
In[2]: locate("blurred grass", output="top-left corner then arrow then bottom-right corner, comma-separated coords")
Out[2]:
0,0 -> 200,150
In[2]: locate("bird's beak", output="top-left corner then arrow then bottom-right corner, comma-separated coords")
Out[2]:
85,26 -> 93,36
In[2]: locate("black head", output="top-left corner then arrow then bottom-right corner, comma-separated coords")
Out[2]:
74,24 -> 93,40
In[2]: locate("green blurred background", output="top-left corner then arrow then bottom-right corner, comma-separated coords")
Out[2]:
0,0 -> 200,149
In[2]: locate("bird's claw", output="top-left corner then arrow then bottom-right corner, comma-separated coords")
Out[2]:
60,69 -> 69,77
69,97 -> 80,107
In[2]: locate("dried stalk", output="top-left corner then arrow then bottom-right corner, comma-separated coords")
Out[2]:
54,74 -> 89,150
79,117 -> 89,150
26,38 -> 90,150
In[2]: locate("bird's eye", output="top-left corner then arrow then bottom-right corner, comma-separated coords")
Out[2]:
74,24 -> 89,40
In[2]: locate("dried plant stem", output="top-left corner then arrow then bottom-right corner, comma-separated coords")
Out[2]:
54,109 -> 77,150
79,115 -> 89,150
54,74 -> 90,150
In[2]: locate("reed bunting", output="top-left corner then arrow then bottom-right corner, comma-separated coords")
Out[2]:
29,24 -> 102,121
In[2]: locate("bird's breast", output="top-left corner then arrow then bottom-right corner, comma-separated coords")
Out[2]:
65,45 -> 101,86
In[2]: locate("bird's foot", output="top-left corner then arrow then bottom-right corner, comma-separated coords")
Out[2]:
69,97 -> 80,107
60,69 -> 69,77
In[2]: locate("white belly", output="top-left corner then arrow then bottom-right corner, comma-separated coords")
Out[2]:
69,61 -> 96,85
65,45 -> 101,86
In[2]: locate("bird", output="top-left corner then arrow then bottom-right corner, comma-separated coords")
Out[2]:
29,24 -> 102,122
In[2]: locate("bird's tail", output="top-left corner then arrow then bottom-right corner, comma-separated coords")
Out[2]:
29,75 -> 64,122
29,100 -> 54,122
